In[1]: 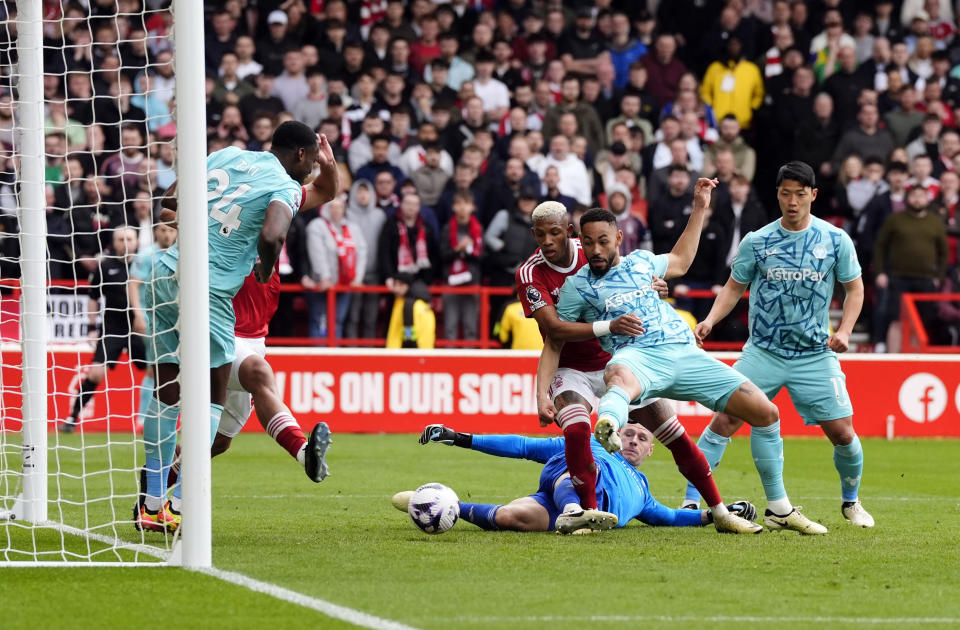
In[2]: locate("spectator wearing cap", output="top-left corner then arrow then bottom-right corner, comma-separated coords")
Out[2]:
536,134 -> 591,206
238,73 -> 284,130
379,192 -> 439,287
472,51 -> 511,125
440,191 -> 483,342
356,133 -> 405,186
257,9 -> 291,76
484,184 -> 539,287
703,115 -> 756,182
701,37 -> 764,129
648,164 -> 694,254
423,32 -> 475,91
542,75 -> 605,153
410,143 -> 451,207
212,52 -> 255,107
560,6 -> 605,76
640,34 -> 687,108
604,93 -> 654,146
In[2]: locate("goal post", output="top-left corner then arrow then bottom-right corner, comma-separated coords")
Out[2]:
0,0 -> 210,567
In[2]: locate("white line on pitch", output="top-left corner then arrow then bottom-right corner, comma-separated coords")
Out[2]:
433,614 -> 960,625
198,566 -> 420,630
223,494 -> 955,502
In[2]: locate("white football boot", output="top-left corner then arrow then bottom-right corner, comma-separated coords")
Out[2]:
391,491 -> 414,512
593,417 -> 622,453
841,501 -> 875,528
555,508 -> 618,535
763,506 -> 828,535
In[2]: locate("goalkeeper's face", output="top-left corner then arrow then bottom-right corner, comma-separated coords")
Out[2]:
619,423 -> 654,467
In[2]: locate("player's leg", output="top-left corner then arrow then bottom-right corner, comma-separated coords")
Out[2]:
492,497 -> 552,531
595,359 -> 646,452
64,335 -> 116,430
681,412 -> 745,507
820,416 -> 872,527
550,370 -> 600,510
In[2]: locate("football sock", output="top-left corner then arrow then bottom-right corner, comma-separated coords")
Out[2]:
142,398 -> 178,511
265,410 -> 307,461
557,405 -> 597,509
750,421 -> 792,512
651,419 -> 724,508
833,435 -> 863,502
70,377 -> 99,420
597,385 -> 631,429
552,476 -> 582,514
683,427 -> 731,505
136,374 -> 155,427
173,403 -> 223,502
458,502 -> 501,530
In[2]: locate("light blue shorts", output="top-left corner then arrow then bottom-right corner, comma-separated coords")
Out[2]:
607,343 -> 747,412
734,344 -> 853,425
150,262 -> 236,368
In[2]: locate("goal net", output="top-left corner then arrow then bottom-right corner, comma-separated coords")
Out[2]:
0,0 -> 210,566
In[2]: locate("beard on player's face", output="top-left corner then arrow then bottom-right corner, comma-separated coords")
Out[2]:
588,249 -> 616,275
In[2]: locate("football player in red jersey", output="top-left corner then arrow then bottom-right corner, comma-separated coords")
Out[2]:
516,200 -> 742,534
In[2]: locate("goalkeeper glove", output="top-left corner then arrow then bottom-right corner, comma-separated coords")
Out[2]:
418,424 -> 473,448
704,501 -> 758,523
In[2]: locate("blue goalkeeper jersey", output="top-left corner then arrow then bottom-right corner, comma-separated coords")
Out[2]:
556,249 -> 695,354
731,217 -> 861,359
161,146 -> 302,298
470,435 -> 701,528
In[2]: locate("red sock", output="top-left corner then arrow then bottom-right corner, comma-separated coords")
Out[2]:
557,405 -> 597,510
653,417 -> 723,507
266,412 -> 307,460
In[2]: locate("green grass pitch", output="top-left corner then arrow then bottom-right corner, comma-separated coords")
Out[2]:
2,433 -> 959,629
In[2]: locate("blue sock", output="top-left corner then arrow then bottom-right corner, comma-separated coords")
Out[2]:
173,403 -> 224,501
834,435 -> 863,502
458,502 -> 501,530
750,421 -> 787,502
684,428 -> 731,503
552,476 -> 581,512
598,385 -> 631,429
136,375 -> 155,427
143,398 -> 178,509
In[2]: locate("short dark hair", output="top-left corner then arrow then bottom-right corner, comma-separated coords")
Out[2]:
371,133 -> 391,145
776,160 -> 816,188
271,120 -> 317,153
579,207 -> 618,230
887,161 -> 909,175
667,163 -> 689,176
863,156 -> 885,167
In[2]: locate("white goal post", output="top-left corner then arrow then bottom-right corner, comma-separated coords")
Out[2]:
0,0 -> 210,568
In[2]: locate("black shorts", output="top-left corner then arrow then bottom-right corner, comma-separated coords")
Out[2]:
92,332 -> 147,370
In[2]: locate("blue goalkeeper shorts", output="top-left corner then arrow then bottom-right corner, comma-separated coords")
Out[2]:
607,342 -> 747,412
150,261 -> 236,369
734,344 -> 853,424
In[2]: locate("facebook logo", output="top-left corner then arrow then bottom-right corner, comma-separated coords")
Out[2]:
898,373 -> 948,423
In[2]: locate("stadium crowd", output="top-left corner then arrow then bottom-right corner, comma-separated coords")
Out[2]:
1,0 -> 959,350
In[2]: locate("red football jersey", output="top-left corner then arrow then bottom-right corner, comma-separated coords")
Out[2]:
515,239 -> 610,372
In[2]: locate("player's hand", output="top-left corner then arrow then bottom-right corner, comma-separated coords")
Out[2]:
692,178 -> 719,211
254,260 -> 273,284
827,330 -> 850,353
875,273 -> 889,290
694,320 -> 713,345
311,133 -> 340,203
610,314 -> 646,336
538,395 -> 557,427
726,500 -> 758,521
418,424 -> 456,445
651,275 -> 669,298
132,314 -> 146,335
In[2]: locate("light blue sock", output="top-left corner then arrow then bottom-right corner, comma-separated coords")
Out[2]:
174,403 -> 224,501
143,398 -> 179,509
684,428 -> 731,503
136,375 -> 155,428
750,421 -> 787,502
597,385 -> 631,429
458,502 -> 501,530
552,476 -> 581,512
834,435 -> 863,502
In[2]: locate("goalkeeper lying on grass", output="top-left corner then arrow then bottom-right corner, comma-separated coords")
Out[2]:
392,421 -> 757,535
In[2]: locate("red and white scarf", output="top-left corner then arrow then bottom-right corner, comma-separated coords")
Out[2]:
325,219 -> 358,285
448,215 -> 482,285
397,217 -> 431,273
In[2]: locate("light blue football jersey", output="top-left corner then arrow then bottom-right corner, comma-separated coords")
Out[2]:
731,216 -> 861,359
129,243 -> 165,304
161,146 -> 302,298
557,249 -> 695,354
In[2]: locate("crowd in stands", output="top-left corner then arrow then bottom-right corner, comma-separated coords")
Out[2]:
1,0 -> 959,350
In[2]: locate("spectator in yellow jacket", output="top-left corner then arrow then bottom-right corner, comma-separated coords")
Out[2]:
385,273 -> 436,349
700,38 -> 764,129
496,298 -> 544,350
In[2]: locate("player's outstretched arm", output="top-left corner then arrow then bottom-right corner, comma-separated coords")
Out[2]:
664,178 -> 717,280
536,336 -> 564,426
533,303 -> 645,343
827,276 -> 864,353
694,276 -> 748,344
301,134 -> 339,209
255,201 -> 294,283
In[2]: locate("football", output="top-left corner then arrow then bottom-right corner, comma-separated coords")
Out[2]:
407,483 -> 460,534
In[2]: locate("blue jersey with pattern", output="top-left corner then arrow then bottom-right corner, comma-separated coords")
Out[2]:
129,243 -> 166,305
557,249 -> 695,354
161,146 -> 302,298
731,216 -> 861,359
